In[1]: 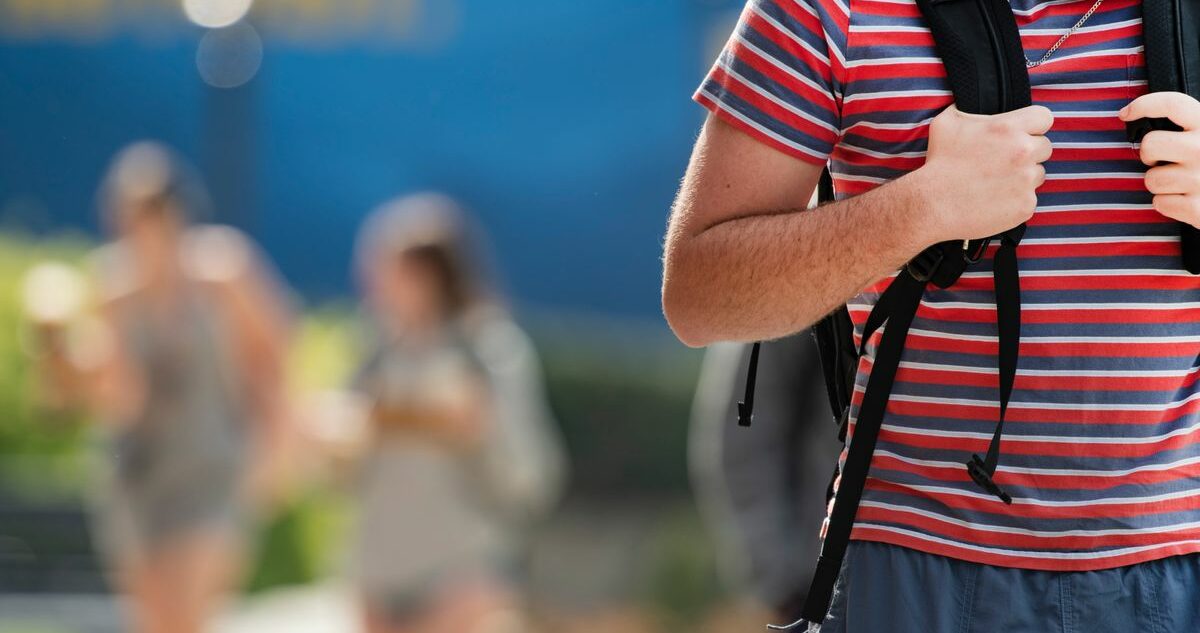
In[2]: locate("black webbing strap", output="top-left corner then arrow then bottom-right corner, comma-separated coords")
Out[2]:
788,234 -> 1026,630
792,272 -> 927,625
966,226 -> 1023,504
737,342 -> 761,427
817,166 -> 835,203
740,168 -> 837,429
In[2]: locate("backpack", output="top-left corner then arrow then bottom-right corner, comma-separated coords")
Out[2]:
731,0 -> 1200,627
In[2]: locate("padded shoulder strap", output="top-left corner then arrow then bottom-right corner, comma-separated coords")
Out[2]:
1141,0 -> 1200,274
1144,0 -> 1200,97
915,0 -> 1031,114
908,0 -> 1032,287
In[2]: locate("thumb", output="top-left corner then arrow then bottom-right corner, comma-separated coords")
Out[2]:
997,105 -> 1055,135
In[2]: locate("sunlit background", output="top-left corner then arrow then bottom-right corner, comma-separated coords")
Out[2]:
0,1 -> 784,632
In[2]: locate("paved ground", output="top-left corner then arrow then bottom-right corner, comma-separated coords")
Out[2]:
0,585 -> 356,633
0,594 -> 122,633
215,582 -> 357,633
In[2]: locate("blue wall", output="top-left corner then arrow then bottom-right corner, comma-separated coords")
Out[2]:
0,1 -> 741,321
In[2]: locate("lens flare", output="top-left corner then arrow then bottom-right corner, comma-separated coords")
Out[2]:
21,262 -> 87,325
196,22 -> 263,89
182,0 -> 254,29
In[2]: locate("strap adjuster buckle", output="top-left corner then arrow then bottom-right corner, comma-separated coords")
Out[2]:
736,401 -> 753,427
966,454 -> 1013,504
905,247 -> 944,282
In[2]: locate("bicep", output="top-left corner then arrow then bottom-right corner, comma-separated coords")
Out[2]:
670,113 -> 826,240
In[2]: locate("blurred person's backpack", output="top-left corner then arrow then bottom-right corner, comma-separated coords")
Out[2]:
468,311 -> 568,527
689,338 -> 840,622
730,1 -> 1200,627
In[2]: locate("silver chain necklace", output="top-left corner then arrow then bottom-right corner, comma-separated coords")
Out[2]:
1024,0 -> 1106,68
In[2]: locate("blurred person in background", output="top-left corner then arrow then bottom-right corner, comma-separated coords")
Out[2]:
29,142 -> 295,633
348,193 -> 565,633
688,336 -> 839,624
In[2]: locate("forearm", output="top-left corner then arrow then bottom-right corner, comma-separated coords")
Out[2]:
372,396 -> 487,450
31,322 -> 141,424
663,169 -> 940,346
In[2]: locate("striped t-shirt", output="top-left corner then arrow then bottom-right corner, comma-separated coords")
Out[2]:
695,0 -> 1200,571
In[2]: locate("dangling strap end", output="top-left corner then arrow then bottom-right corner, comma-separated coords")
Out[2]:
737,401 -> 753,427
966,454 -> 1012,504
737,342 -> 762,427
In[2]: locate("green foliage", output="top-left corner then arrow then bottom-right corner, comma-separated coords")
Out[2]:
0,233 -> 92,460
245,305 -> 360,593
0,233 -> 96,501
287,303 -> 363,392
532,314 -> 704,495
243,488 -> 353,594
639,506 -> 724,628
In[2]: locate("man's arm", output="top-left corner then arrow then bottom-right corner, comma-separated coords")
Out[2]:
663,115 -> 936,346
662,105 -> 1054,347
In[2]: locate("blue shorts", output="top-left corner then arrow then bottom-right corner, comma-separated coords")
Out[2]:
814,541 -> 1200,633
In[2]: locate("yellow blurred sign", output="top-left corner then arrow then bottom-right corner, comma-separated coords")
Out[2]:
0,0 -> 434,43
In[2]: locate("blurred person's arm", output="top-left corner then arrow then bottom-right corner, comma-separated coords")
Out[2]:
189,226 -> 297,502
188,226 -> 294,411
468,314 -> 568,522
82,302 -> 147,423
24,257 -> 143,422
33,300 -> 145,426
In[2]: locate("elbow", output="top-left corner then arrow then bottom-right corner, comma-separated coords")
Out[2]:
662,258 -> 716,349
663,299 -> 710,349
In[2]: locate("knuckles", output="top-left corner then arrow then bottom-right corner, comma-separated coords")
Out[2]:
1021,192 -> 1039,215
1030,165 -> 1047,187
1018,138 -> 1044,163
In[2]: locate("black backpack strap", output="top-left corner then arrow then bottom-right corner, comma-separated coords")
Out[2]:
784,0 -> 1032,627
809,168 -> 858,432
741,168 -> 839,430
811,307 -> 856,431
1142,0 -> 1198,97
737,341 -> 761,427
966,225 -> 1023,504
1139,0 -> 1200,273
793,272 -> 926,627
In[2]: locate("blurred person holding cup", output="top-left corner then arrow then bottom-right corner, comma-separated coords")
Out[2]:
26,142 -> 294,633
346,194 -> 565,633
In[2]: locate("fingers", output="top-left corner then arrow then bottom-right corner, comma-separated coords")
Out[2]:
1119,92 -> 1200,132
951,104 -> 1054,135
1153,194 -> 1200,226
1031,135 -> 1054,163
1001,105 -> 1055,135
1139,129 -> 1200,166
1032,163 -> 1047,188
1145,164 -> 1200,195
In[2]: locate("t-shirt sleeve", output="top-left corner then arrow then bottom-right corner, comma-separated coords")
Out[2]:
694,0 -> 849,165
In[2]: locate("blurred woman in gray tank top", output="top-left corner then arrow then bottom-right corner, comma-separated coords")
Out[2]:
348,194 -> 565,633
33,142 -> 295,633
